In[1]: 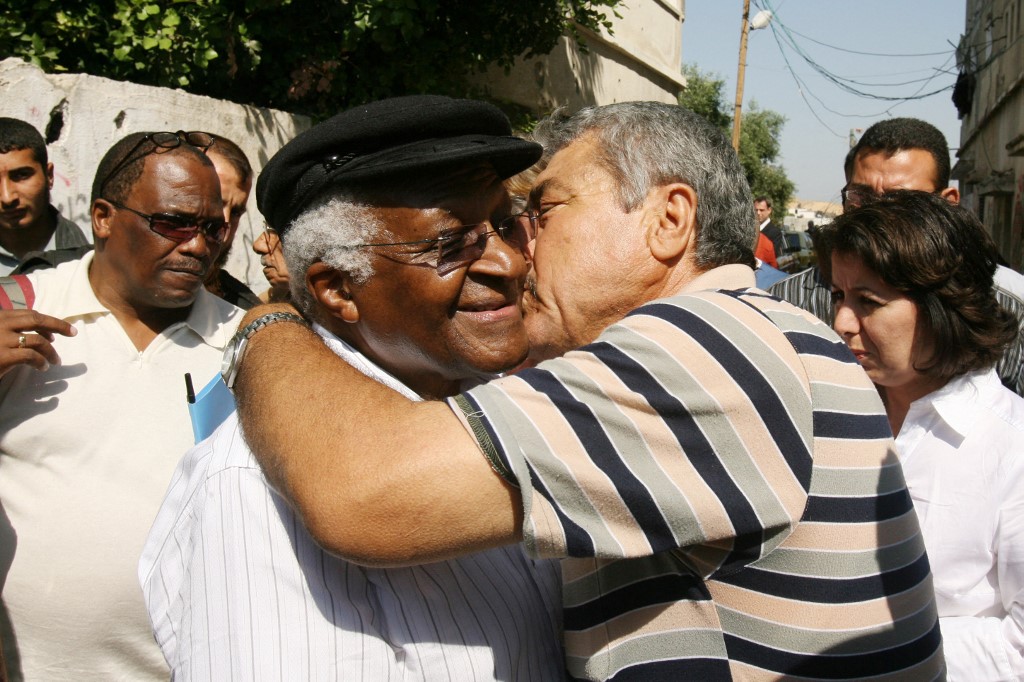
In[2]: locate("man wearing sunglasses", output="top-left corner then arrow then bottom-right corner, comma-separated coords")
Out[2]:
768,117 -> 1024,396
0,131 -> 242,679
225,102 -> 943,680
140,96 -> 563,680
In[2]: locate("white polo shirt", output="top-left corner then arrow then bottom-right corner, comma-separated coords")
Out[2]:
0,252 -> 241,680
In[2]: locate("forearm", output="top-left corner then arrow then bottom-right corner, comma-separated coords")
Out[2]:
233,305 -> 523,566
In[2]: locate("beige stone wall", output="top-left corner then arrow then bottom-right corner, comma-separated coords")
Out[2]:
0,57 -> 309,292
476,0 -> 685,113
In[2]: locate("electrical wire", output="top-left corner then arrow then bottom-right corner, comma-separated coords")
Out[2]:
768,13 -> 955,101
774,25 -> 954,58
746,0 -> 961,137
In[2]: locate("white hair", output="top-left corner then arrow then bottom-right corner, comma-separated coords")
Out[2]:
281,193 -> 386,319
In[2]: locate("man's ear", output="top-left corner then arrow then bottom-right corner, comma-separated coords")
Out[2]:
45,162 -> 54,190
939,186 -> 960,205
648,182 -> 698,261
92,199 -> 114,240
306,261 -> 359,323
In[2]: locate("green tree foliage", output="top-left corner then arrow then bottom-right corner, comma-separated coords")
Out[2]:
1,0 -> 621,118
678,64 -> 731,132
678,64 -> 794,220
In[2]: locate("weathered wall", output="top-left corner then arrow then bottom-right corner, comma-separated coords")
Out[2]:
954,0 -> 1024,270
0,57 -> 309,292
475,0 -> 685,113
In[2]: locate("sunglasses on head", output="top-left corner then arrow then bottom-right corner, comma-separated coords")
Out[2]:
98,130 -> 216,197
103,198 -> 230,244
352,212 -> 538,275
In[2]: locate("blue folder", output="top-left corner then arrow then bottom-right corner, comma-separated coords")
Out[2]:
185,372 -> 236,443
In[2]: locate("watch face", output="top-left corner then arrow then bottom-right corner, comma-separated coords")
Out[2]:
221,335 -> 240,381
219,312 -> 305,389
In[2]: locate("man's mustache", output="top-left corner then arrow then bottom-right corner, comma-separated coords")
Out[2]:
525,274 -> 538,300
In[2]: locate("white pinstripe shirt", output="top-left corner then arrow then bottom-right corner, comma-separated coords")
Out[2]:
139,329 -> 564,681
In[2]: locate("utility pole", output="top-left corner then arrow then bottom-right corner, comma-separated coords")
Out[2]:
732,3 -> 772,153
732,0 -> 752,153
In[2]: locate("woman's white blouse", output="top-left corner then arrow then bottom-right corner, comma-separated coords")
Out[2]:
897,368 -> 1024,681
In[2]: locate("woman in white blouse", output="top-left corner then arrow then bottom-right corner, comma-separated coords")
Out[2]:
825,190 -> 1024,681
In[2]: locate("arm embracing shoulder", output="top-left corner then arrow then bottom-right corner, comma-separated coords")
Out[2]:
233,308 -> 522,567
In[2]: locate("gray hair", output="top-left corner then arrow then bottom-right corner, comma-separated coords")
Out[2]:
281,193 -> 385,319
532,101 -> 756,268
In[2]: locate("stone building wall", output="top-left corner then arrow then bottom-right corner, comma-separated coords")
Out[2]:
475,0 -> 685,113
954,0 -> 1024,269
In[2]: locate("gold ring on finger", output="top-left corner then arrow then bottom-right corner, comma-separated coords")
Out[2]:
17,334 -> 27,348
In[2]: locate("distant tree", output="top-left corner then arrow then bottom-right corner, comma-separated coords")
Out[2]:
679,64 -> 732,131
678,64 -> 794,221
738,102 -> 796,217
0,0 -> 622,119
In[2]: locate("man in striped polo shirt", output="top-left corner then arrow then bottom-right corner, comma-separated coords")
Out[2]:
233,101 -> 944,680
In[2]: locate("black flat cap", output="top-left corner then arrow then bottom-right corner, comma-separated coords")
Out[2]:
257,95 -> 543,232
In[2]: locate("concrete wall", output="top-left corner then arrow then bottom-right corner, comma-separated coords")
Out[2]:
475,0 -> 685,113
0,57 -> 309,293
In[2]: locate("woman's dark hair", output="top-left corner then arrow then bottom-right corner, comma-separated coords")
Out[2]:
823,190 -> 1017,383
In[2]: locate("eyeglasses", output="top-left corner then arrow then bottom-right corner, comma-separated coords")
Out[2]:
98,131 -> 215,196
104,198 -> 230,244
840,186 -> 877,210
841,186 -> 945,210
353,212 -> 538,275
260,226 -> 283,251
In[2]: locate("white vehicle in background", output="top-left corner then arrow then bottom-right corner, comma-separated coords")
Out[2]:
777,229 -> 817,273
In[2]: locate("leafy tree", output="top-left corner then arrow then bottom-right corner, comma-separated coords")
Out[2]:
738,102 -> 795,215
678,64 -> 731,132
678,64 -> 794,221
1,0 -> 622,119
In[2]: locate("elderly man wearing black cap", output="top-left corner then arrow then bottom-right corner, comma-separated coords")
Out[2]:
140,96 -> 564,680
227,101 -> 945,680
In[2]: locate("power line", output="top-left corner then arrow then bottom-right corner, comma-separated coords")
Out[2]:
777,25 -> 954,58
748,0 -> 958,137
768,12 -> 955,101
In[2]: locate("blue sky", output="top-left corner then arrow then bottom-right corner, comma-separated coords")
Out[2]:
682,0 -> 965,203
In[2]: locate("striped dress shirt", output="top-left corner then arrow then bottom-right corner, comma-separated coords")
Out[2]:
769,265 -> 1024,396
452,265 -> 944,681
140,330 -> 565,681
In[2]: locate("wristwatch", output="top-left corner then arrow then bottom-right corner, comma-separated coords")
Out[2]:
221,311 -> 309,389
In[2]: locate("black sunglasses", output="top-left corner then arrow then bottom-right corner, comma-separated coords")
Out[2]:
352,212 -> 538,275
104,198 -> 229,244
98,131 -> 215,197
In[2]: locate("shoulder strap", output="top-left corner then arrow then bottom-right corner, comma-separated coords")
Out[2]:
0,275 -> 35,310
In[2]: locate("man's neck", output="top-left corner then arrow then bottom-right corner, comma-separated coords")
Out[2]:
320,318 -> 463,400
0,206 -> 55,260
759,217 -> 770,230
88,257 -> 193,352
